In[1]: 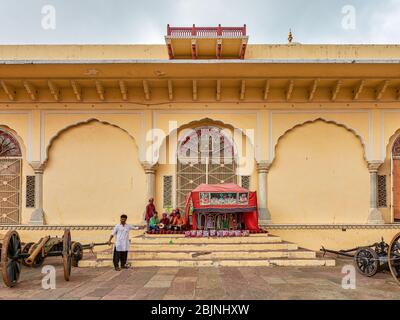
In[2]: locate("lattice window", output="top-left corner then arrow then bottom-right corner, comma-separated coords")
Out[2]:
241,175 -> 250,190
377,175 -> 387,208
0,129 -> 22,224
0,158 -> 21,224
176,126 -> 237,211
163,175 -> 173,209
26,175 -> 35,208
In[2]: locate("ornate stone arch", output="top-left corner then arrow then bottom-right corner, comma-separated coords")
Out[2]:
0,125 -> 24,158
44,118 -> 142,165
271,117 -> 369,165
156,117 -> 255,165
165,118 -> 255,210
385,128 -> 400,159
385,129 -> 400,221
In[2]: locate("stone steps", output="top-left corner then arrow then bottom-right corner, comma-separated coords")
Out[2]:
130,235 -> 282,244
78,234 -> 336,268
96,249 -> 316,260
130,242 -> 298,251
79,258 -> 335,268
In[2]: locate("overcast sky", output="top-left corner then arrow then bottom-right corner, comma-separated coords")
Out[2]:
0,0 -> 399,44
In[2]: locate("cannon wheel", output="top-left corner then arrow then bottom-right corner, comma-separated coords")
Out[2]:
1,230 -> 22,287
388,232 -> 400,285
62,229 -> 72,281
354,247 -> 379,277
71,242 -> 83,267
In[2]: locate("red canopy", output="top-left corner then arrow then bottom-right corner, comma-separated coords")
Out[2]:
184,183 -> 259,230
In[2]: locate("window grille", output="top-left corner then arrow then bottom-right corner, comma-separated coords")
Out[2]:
377,175 -> 387,208
163,175 -> 173,209
241,175 -> 250,190
26,175 -> 35,208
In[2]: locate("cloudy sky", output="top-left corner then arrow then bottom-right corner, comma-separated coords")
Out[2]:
0,0 -> 399,44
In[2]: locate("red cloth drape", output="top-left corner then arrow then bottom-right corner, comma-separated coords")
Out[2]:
184,183 -> 260,231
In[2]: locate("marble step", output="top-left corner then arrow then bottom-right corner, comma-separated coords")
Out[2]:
79,258 -> 335,268
96,249 -> 316,260
128,242 -> 298,252
129,235 -> 281,244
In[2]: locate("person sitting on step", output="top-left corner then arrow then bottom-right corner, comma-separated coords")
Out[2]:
172,211 -> 186,231
168,209 -> 177,227
148,211 -> 160,232
159,212 -> 170,230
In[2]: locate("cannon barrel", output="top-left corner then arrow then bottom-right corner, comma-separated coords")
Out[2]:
24,236 -> 50,266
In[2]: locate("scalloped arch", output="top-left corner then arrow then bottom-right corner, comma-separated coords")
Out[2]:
157,117 -> 255,163
44,118 -> 141,164
271,117 -> 368,164
384,127 -> 400,159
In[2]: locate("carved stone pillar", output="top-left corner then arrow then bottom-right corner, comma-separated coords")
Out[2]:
257,160 -> 272,226
29,161 -> 45,225
141,161 -> 158,202
367,160 -> 384,224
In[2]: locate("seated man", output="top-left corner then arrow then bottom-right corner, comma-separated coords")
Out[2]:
159,212 -> 170,230
172,211 -> 186,231
168,209 -> 176,226
148,211 -> 160,232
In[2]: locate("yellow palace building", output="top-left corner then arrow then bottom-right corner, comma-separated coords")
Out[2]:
1,25 -> 400,250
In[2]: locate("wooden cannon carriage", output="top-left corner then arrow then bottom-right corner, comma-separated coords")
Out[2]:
0,229 -> 108,287
0,229 -> 73,287
321,232 -> 400,285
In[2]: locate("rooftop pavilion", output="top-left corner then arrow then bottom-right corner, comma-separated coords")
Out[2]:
165,24 -> 248,59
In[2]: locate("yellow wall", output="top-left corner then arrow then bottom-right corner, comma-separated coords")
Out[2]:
1,44 -> 399,61
2,108 -> 400,226
269,120 -> 369,224
43,121 -> 146,225
272,228 -> 400,251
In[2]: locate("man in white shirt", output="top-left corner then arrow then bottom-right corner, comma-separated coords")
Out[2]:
108,214 -> 137,271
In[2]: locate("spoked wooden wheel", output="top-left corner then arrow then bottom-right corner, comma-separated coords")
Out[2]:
388,232 -> 400,285
1,230 -> 22,287
62,229 -> 72,281
354,247 -> 379,277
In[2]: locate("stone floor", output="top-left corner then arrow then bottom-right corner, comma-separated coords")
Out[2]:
0,257 -> 399,300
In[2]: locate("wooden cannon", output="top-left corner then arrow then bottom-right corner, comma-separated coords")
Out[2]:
0,229 -> 109,287
321,232 -> 400,285
0,229 -> 72,287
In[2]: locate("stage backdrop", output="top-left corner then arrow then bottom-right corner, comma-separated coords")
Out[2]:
184,183 -> 259,230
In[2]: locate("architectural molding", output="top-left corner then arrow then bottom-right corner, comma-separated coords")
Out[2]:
367,160 -> 383,172
256,160 -> 272,173
141,161 -> 158,174
266,224 -> 400,230
0,223 -> 397,231
29,161 -> 45,174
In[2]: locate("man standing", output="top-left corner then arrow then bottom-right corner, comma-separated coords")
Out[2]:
145,198 -> 156,226
108,214 -> 136,271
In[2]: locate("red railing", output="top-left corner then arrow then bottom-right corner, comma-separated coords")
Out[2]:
167,24 -> 246,37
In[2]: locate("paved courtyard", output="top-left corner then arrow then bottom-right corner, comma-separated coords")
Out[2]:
0,257 -> 399,300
